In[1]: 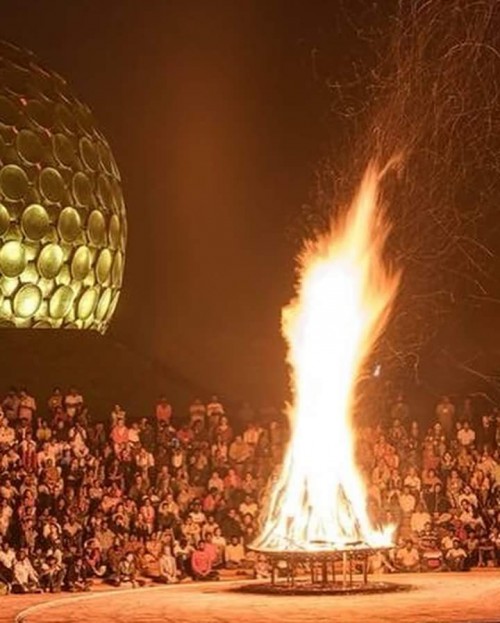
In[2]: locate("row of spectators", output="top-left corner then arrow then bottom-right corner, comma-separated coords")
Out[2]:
0,387 -> 500,593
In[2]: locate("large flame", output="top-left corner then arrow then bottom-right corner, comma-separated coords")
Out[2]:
253,163 -> 400,552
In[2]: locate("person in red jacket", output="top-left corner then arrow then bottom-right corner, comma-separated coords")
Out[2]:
190,541 -> 219,581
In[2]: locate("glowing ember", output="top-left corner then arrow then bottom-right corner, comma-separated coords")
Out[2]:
253,163 -> 400,552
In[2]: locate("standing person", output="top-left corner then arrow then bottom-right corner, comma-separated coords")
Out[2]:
2,388 -> 19,423
0,499 -> 13,538
110,405 -> 126,427
0,417 -> 15,450
390,394 -> 410,425
207,395 -> 224,417
64,388 -> 84,421
191,541 -> 219,581
477,415 -> 496,451
189,399 -> 206,429
457,421 -> 476,447
206,396 -> 225,433
155,396 -> 172,427
110,419 -> 129,455
19,432 -> 37,473
436,396 -> 455,439
47,388 -> 63,415
18,388 -> 36,426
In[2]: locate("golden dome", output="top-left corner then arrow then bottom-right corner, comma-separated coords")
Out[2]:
0,41 -> 126,332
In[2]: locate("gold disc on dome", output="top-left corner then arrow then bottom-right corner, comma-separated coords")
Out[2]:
0,165 -> 29,201
108,214 -> 120,248
97,174 -> 112,208
40,167 -> 65,203
72,171 -> 92,207
53,133 -> 76,167
96,248 -> 112,284
111,251 -> 123,286
71,245 -> 91,280
55,103 -> 77,134
16,129 -> 44,165
109,178 -> 122,213
49,284 -> 74,318
97,141 -> 113,174
75,104 -> 94,137
120,218 -> 127,250
21,204 -> 50,240
87,210 -> 106,245
38,243 -> 63,279
58,207 -> 81,242
0,203 -> 11,236
77,287 -> 98,319
96,287 -> 112,320
0,240 -> 27,277
79,137 -> 99,171
13,283 -> 42,318
107,290 -> 121,321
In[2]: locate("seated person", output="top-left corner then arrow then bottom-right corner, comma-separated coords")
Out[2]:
445,539 -> 468,571
254,554 -> 271,579
224,536 -> 246,570
65,557 -> 91,592
158,547 -> 178,583
191,541 -> 219,581
116,552 -> 140,588
39,555 -> 65,593
174,538 -> 193,580
12,550 -> 40,593
395,540 -> 420,572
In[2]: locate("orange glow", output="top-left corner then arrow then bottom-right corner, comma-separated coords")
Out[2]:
254,163 -> 400,552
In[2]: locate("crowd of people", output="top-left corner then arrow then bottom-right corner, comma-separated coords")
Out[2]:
0,388 -> 283,593
363,394 -> 500,573
0,386 -> 500,594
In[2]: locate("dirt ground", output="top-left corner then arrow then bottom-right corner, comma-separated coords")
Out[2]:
3,571 -> 500,623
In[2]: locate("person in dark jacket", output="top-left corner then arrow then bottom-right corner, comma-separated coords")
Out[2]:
65,557 -> 91,592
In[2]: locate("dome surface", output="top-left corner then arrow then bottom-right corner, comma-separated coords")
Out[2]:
0,41 -> 126,332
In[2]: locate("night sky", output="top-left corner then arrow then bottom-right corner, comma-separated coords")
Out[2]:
0,1 -> 498,416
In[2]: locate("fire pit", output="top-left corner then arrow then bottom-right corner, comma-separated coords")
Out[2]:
238,544 -> 408,595
243,164 -> 407,596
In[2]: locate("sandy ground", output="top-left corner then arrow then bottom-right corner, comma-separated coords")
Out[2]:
3,572 -> 500,623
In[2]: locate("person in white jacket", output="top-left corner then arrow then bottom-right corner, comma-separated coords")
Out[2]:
13,550 -> 40,593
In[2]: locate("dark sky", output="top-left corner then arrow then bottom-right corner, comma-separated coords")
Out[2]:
5,1 -> 493,413
1,1 -> 373,405
0,0 -> 500,416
